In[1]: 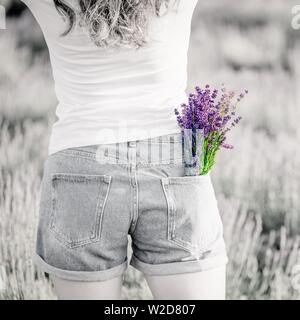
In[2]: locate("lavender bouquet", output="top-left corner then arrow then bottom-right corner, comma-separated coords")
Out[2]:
174,84 -> 248,176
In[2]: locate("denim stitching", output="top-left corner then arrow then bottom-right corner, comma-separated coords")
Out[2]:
52,151 -> 96,163
91,176 -> 111,241
129,169 -> 139,235
167,175 -> 210,184
161,181 -> 175,242
58,149 -> 96,158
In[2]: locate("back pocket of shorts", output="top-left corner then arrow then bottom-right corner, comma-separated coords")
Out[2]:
161,173 -> 223,253
49,173 -> 112,249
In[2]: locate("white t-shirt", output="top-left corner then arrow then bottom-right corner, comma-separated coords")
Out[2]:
21,0 -> 198,155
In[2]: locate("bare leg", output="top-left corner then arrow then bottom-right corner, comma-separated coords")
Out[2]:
144,265 -> 226,300
50,275 -> 123,300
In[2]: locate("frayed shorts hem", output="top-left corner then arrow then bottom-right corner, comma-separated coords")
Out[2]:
129,252 -> 228,276
32,253 -> 128,282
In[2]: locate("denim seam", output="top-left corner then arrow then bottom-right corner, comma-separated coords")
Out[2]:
136,162 -> 184,168
161,180 -> 172,243
52,152 -> 96,163
129,165 -> 139,235
60,149 -> 96,157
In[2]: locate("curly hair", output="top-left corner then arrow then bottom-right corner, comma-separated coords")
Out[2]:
53,0 -> 181,49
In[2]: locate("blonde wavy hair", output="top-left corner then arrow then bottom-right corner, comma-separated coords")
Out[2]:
53,0 -> 181,49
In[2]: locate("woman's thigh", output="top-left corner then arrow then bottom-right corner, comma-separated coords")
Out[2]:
144,265 -> 226,300
51,275 -> 123,300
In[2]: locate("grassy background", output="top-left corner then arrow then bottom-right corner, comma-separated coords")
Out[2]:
0,0 -> 300,299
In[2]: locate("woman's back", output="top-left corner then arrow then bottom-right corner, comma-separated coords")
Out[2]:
21,0 -> 198,155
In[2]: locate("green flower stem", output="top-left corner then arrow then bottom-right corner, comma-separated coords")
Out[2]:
199,131 -> 222,175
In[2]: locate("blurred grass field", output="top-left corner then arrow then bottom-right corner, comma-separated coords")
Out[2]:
1,0 -> 300,299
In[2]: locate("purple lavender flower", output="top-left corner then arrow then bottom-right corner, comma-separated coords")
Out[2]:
221,143 -> 234,149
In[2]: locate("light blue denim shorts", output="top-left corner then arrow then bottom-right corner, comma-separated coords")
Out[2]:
33,132 -> 228,282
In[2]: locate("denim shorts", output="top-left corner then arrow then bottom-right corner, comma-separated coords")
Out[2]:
33,132 -> 228,282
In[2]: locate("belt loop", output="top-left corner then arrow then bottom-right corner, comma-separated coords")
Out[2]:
127,140 -> 137,165
148,138 -> 151,164
136,140 -> 140,163
116,142 -> 119,162
158,135 -> 162,164
170,135 -> 174,164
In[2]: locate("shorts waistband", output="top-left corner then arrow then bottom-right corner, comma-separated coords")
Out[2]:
55,132 -> 184,166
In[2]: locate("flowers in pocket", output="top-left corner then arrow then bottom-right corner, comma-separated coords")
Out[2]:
174,84 -> 248,176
